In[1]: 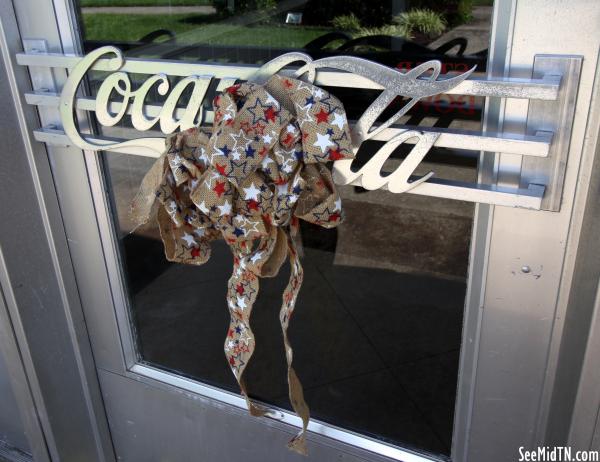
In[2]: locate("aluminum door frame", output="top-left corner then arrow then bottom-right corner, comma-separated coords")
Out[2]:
455,1 -> 600,461
2,0 -> 600,461
0,1 -> 114,461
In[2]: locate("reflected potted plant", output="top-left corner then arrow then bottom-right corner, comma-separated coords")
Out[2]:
394,9 -> 447,45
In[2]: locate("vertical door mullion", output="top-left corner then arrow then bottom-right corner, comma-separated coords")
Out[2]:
459,1 -> 600,461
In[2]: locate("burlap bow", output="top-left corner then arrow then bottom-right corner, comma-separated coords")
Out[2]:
131,74 -> 353,454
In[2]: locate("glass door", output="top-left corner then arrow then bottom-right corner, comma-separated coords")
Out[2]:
73,1 -> 494,459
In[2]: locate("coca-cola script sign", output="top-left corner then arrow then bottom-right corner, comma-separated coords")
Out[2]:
60,46 -> 474,194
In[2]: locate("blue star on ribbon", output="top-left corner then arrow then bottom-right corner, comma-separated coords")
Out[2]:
229,159 -> 249,176
317,93 -> 336,113
245,145 -> 256,158
247,97 -> 272,125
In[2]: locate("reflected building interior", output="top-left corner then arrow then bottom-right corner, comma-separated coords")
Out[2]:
76,0 -> 493,456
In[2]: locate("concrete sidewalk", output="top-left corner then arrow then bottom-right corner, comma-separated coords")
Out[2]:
81,5 -> 216,14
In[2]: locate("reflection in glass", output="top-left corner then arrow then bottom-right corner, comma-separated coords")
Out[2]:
77,0 -> 494,456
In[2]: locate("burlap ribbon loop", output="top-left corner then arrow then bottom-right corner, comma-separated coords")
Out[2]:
131,74 -> 354,455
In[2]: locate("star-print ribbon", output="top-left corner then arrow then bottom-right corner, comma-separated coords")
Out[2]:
131,74 -> 353,455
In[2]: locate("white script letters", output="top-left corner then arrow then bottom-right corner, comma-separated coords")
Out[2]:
60,47 -> 475,191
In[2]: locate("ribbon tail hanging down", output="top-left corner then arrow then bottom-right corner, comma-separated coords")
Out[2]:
223,229 -> 282,417
224,249 -> 266,417
223,223 -> 310,455
281,222 -> 309,455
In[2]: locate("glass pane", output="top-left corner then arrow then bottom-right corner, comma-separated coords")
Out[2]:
75,0 -> 494,456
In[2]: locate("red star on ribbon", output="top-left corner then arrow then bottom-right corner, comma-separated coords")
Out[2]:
214,181 -> 226,197
226,84 -> 240,95
253,122 -> 266,135
315,108 -> 329,123
264,106 -> 278,122
247,199 -> 259,211
236,284 -> 244,295
328,148 -> 344,160
240,121 -> 252,134
215,163 -> 227,175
